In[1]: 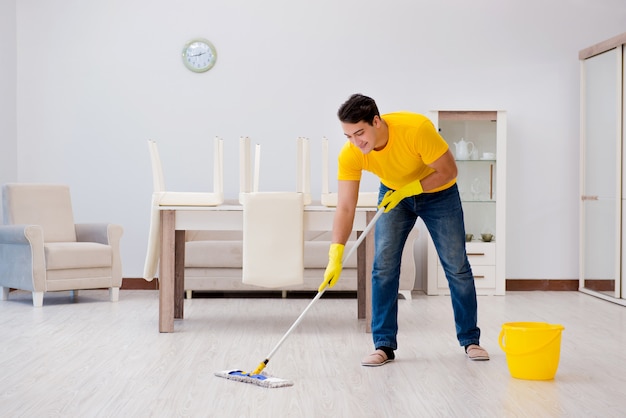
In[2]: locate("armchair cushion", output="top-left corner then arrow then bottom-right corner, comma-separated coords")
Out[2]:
44,242 -> 112,270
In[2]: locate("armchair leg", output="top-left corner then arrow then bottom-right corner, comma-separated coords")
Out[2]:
110,287 -> 120,302
32,291 -> 43,307
1,286 -> 9,301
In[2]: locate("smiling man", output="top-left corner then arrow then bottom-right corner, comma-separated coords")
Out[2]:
318,93 -> 489,365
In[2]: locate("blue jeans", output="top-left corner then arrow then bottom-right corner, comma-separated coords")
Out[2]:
372,183 -> 480,350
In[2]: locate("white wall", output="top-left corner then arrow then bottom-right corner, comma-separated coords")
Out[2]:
0,0 -> 17,220
12,0 -> 626,279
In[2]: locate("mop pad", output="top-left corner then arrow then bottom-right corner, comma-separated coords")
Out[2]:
214,370 -> 294,388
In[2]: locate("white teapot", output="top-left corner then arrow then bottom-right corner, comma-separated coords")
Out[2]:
454,138 -> 475,160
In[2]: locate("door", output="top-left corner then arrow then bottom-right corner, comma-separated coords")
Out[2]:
580,47 -> 622,300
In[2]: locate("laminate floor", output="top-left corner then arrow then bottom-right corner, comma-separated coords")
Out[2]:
1,289 -> 625,417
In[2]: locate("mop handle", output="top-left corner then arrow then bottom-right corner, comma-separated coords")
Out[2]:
263,206 -> 385,362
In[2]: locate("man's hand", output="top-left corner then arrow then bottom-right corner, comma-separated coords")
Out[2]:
379,179 -> 423,212
318,243 -> 345,292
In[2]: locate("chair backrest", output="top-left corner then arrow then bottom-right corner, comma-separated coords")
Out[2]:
239,136 -> 260,203
296,137 -> 311,205
147,139 -> 166,193
2,183 -> 77,242
239,136 -> 252,195
213,137 -> 224,195
148,137 -> 224,194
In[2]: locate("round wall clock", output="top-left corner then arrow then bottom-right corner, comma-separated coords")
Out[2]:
182,38 -> 217,73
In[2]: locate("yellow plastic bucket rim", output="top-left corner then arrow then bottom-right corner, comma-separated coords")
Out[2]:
502,321 -> 564,330
498,322 -> 564,356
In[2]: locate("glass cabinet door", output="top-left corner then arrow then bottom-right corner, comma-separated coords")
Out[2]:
580,47 -> 621,299
437,112 -> 498,239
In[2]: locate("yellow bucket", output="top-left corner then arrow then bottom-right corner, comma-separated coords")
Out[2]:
498,322 -> 565,380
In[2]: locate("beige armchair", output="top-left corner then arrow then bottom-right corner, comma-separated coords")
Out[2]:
0,183 -> 123,307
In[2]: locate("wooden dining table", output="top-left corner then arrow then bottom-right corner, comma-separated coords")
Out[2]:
157,204 -> 378,333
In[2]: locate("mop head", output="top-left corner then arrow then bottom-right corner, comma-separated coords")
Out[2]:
214,369 -> 294,388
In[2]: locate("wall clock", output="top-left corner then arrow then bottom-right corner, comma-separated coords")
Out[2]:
182,38 -> 217,73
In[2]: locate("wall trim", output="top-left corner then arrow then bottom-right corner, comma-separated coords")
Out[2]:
122,278 -> 581,292
505,279 -> 578,291
122,278 -> 159,290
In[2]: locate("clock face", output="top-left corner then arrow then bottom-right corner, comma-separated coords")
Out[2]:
182,39 -> 217,73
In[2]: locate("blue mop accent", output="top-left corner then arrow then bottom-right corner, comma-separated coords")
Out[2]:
228,370 -> 268,381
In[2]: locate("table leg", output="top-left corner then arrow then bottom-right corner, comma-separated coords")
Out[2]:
174,230 -> 185,319
159,210 -> 175,333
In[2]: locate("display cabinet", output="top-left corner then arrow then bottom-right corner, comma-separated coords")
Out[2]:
426,111 -> 507,296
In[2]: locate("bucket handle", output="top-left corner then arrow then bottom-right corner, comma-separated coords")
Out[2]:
498,326 -> 564,356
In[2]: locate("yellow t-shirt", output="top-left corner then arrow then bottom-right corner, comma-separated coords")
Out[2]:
337,112 -> 455,192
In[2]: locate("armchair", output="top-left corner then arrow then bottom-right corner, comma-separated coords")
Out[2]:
0,183 -> 123,307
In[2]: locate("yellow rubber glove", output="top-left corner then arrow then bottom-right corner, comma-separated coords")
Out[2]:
318,243 -> 345,292
379,179 -> 424,212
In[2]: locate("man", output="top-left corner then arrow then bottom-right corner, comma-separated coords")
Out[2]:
318,93 -> 489,366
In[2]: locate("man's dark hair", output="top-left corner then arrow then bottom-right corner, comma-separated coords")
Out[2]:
337,93 -> 380,125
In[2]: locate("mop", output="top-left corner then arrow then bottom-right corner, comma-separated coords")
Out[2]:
215,206 -> 385,388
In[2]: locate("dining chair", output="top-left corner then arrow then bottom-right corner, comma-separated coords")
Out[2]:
142,137 -> 224,280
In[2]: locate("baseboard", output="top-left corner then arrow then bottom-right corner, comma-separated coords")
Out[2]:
119,278 -> 355,298
505,279 -> 578,291
121,278 -> 582,292
121,278 -> 159,290
579,280 -> 614,292
190,290 -> 357,299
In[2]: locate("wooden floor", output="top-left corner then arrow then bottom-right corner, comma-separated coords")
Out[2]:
1,289 -> 625,417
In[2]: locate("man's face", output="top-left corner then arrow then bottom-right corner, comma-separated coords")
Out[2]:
341,116 -> 382,154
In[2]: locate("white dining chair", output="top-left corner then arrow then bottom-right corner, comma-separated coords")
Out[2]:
237,136 -> 305,288
143,137 -> 224,281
